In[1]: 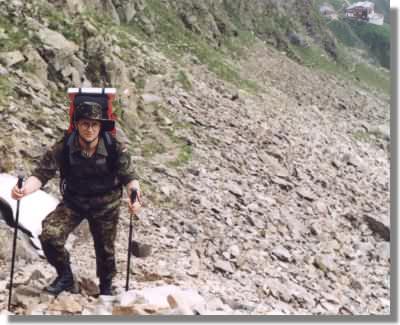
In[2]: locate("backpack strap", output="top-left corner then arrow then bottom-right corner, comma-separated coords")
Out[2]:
102,131 -> 118,170
60,131 -> 75,195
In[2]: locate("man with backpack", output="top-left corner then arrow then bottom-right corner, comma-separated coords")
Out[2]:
11,98 -> 141,296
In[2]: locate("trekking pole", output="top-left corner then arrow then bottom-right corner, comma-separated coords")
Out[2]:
8,176 -> 24,311
125,189 -> 137,291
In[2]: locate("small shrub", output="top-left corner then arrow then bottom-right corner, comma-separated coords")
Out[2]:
177,70 -> 192,91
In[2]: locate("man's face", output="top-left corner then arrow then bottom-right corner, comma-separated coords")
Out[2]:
76,118 -> 101,143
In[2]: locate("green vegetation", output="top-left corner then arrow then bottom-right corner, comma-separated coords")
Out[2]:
113,99 -> 125,120
345,20 -> 390,69
136,102 -> 193,167
293,43 -> 390,94
293,44 -> 346,74
168,143 -> 192,167
352,63 -> 390,93
141,139 -> 166,158
328,20 -> 364,48
222,31 -> 255,58
176,70 -> 192,91
125,0 -> 260,92
0,76 -> 13,105
135,76 -> 146,90
84,11 -> 141,51
353,130 -> 373,143
39,3 -> 81,43
50,89 -> 70,116
0,17 -> 28,51
21,62 -> 36,74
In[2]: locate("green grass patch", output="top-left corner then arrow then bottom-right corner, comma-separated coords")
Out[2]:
21,62 -> 36,74
0,17 -> 28,51
168,144 -> 192,167
135,76 -> 146,90
138,103 -> 193,167
345,19 -> 390,68
293,43 -> 390,94
141,139 -> 166,158
328,19 -> 364,48
39,3 -> 81,43
0,76 -> 13,104
353,130 -> 373,143
353,63 -> 390,94
113,99 -> 125,120
222,31 -> 256,58
294,44 -> 345,73
124,0 -> 260,92
176,70 -> 192,91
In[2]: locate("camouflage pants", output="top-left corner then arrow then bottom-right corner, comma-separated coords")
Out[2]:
39,201 -> 120,280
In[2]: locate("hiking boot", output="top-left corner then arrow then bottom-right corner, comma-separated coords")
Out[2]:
46,264 -> 74,295
99,277 -> 113,296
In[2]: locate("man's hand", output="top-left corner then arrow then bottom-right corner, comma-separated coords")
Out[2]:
11,184 -> 25,200
126,179 -> 142,214
128,189 -> 142,214
11,176 -> 42,200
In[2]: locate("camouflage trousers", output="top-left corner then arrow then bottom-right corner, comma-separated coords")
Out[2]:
38,200 -> 120,280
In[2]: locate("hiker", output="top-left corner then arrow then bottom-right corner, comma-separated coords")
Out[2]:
11,101 -> 141,296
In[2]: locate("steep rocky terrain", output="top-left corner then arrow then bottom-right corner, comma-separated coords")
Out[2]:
0,0 -> 390,315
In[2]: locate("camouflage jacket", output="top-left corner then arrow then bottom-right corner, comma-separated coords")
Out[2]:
32,132 -> 138,212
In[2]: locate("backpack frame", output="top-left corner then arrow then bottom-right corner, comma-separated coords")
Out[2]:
67,87 -> 117,136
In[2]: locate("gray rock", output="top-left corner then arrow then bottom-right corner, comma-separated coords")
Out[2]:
349,278 -> 363,291
296,186 -> 317,201
363,215 -> 390,241
271,246 -> 292,263
48,293 -> 82,314
13,285 -> 42,307
264,279 -> 292,303
0,224 -> 39,262
226,182 -> 243,197
167,292 -> 195,315
288,32 -> 308,47
142,94 -> 163,105
228,245 -> 240,258
36,28 -> 78,54
214,260 -> 234,274
374,242 -> 390,262
313,255 -> 336,273
22,46 -> 48,84
371,125 -> 390,141
117,291 -> 139,306
0,51 -> 24,68
0,65 -> 8,76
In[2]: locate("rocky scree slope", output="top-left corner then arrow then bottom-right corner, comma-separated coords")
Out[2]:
0,0 -> 390,315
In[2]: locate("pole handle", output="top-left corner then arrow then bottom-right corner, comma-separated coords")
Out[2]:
17,176 -> 23,189
130,189 -> 137,204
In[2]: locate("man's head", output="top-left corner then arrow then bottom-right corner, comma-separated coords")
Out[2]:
74,101 -> 115,143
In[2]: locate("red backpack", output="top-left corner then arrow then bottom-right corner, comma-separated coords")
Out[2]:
67,87 -> 117,136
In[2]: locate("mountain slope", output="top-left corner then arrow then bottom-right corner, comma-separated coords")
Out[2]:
0,0 -> 390,315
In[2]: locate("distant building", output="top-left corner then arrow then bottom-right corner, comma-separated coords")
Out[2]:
345,1 -> 383,25
345,1 -> 374,20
